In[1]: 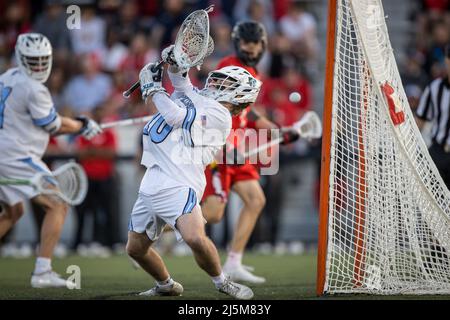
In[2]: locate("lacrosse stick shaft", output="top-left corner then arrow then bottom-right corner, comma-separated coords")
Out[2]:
243,112 -> 321,159
122,61 -> 164,98
244,137 -> 284,159
0,179 -> 30,186
100,115 -> 153,129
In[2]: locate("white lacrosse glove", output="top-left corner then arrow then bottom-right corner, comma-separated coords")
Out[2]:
139,62 -> 168,101
162,44 -> 190,75
161,45 -> 177,66
76,116 -> 103,140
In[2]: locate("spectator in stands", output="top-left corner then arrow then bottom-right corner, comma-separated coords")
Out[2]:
63,53 -> 112,114
69,3 -> 106,55
401,51 -> 429,89
119,32 -> 158,90
32,0 -> 71,60
424,21 -> 449,78
156,0 -> 186,48
73,105 -> 119,254
206,18 -> 234,72
0,2 -> 31,55
110,0 -> 148,47
101,27 -> 129,73
279,1 -> 319,77
47,66 -> 67,113
234,0 -> 276,36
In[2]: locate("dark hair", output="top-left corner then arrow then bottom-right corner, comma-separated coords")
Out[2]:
446,44 -> 450,58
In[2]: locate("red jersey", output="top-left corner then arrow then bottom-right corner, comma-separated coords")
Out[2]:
76,129 -> 117,180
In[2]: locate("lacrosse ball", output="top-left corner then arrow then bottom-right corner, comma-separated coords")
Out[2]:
289,92 -> 302,103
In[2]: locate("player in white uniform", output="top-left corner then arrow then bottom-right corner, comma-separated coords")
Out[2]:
0,33 -> 102,288
126,57 -> 262,299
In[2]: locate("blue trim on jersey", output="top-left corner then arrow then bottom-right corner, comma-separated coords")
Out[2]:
32,107 -> 57,127
143,113 -> 161,136
19,157 -> 57,185
128,218 -> 134,231
149,114 -> 173,143
179,95 -> 196,147
182,188 -> 197,214
0,83 -> 13,129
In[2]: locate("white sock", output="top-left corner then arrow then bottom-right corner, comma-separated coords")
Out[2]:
156,277 -> 174,288
34,257 -> 52,275
224,251 -> 242,268
212,273 -> 226,288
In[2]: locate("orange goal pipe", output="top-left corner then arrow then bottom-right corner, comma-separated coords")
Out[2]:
316,0 -> 337,296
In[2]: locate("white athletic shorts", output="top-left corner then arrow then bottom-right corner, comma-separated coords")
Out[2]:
0,157 -> 51,206
129,167 -> 201,242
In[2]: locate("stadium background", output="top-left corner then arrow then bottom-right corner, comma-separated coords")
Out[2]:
0,0 -> 448,263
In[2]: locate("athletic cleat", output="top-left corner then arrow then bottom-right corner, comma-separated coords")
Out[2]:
139,281 -> 184,297
242,264 -> 255,272
223,265 -> 266,284
31,270 -> 76,289
217,279 -> 254,300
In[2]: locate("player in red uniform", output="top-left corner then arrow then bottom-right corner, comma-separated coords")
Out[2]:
201,21 -> 300,283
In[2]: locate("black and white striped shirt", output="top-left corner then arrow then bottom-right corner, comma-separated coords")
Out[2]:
416,76 -> 450,147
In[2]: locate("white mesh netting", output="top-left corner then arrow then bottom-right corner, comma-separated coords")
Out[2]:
174,9 -> 211,69
324,0 -> 450,294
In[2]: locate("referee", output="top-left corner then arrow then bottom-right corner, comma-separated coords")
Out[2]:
416,43 -> 450,190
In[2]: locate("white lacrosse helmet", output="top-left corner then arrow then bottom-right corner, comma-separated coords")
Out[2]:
202,66 -> 262,105
15,33 -> 53,83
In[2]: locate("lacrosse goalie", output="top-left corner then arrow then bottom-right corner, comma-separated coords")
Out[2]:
126,45 -> 262,299
0,33 -> 102,288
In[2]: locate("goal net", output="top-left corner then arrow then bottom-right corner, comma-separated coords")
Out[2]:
317,0 -> 450,295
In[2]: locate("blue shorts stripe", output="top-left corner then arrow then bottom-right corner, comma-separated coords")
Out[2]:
182,188 -> 197,214
19,157 -> 57,185
128,218 -> 134,231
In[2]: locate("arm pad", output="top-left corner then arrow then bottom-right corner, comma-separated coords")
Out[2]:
44,115 -> 62,135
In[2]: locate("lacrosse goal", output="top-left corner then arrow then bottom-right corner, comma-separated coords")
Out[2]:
317,0 -> 450,295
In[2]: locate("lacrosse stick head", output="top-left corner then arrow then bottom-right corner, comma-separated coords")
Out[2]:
31,162 -> 88,206
293,111 -> 323,140
195,35 -> 215,71
172,7 -> 212,70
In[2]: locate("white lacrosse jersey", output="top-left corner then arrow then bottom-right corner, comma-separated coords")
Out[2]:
0,68 -> 58,162
140,82 -> 232,198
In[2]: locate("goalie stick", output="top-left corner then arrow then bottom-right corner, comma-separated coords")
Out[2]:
122,5 -> 214,98
100,115 -> 153,129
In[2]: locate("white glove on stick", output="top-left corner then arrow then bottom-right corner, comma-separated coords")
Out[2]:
76,116 -> 102,140
139,62 -> 168,101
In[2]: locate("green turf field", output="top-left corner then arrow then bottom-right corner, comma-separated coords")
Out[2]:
1,253 -> 450,300
0,253 -> 316,300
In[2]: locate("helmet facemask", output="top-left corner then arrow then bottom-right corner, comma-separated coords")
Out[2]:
17,53 -> 52,83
